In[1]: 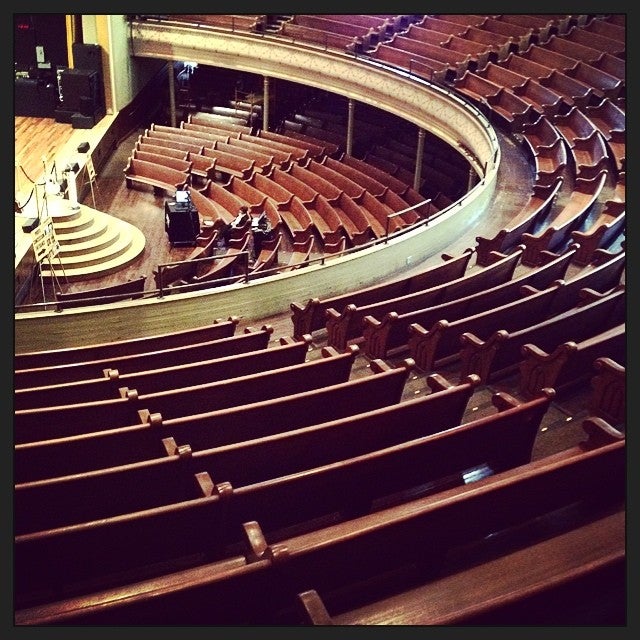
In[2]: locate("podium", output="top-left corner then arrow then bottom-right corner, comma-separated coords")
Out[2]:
164,200 -> 199,246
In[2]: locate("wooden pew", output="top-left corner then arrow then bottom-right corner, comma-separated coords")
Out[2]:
405,280 -> 566,372
299,433 -> 624,625
16,368 -> 482,589
196,178 -> 253,226
519,115 -> 563,159
341,154 -> 412,198
211,139 -> 274,174
564,24 -> 625,58
198,147 -> 255,181
370,43 -> 451,85
188,111 -> 253,135
453,69 -> 502,103
292,14 -> 382,51
268,167 -> 345,246
458,281 -> 625,386
280,128 -> 340,158
14,344 -> 360,448
15,335 -> 312,413
15,356 -> 412,484
588,357 -> 626,428
519,322 -> 625,402
552,105 -> 599,146
286,163 -> 376,245
499,50 -> 555,83
538,69 -> 597,111
590,51 -> 625,82
174,234 -> 250,290
281,236 -> 316,271
123,157 -> 189,195
484,87 -> 537,133
565,60 -> 624,103
522,42 -> 580,74
278,20 -> 361,54
180,121 -> 238,140
16,419 -> 623,624
361,243 -> 587,361
15,370 -> 477,538
388,33 -> 472,79
289,249 -> 474,339
226,135 -> 292,167
14,323 -> 273,390
134,140 -> 189,161
473,178 -> 563,266
513,78 -> 567,118
530,137 -> 567,186
138,132 -> 204,156
570,200 -> 625,266
520,171 -> 608,266
257,129 -> 325,160
567,131 -> 611,181
15,317 -> 239,372
130,148 -> 192,174
239,132 -> 309,164
54,275 -> 147,310
153,230 -> 220,288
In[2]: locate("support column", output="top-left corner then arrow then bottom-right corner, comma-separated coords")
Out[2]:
262,76 -> 270,132
168,62 -> 176,128
414,128 -> 425,192
346,98 -> 355,157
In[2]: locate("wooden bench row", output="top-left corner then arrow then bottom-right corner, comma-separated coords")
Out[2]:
520,170 -> 608,266
15,357 -> 414,483
15,375 -> 550,603
458,279 -> 625,388
15,412 -> 624,624
328,245 -> 527,352
290,248 -> 474,339
15,316 -> 240,372
54,275 -> 147,310
15,334 -> 313,413
14,322 -> 272,390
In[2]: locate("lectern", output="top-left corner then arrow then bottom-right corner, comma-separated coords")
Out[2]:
164,197 -> 199,246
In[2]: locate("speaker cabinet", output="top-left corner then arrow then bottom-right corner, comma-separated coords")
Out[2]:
60,68 -> 98,112
72,43 -> 103,75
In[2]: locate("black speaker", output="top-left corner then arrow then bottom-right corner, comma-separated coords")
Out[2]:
72,43 -> 103,75
60,68 -> 98,112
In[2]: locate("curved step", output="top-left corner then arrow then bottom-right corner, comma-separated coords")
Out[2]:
39,200 -> 146,281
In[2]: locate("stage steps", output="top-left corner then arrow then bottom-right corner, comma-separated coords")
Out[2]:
38,198 -> 146,282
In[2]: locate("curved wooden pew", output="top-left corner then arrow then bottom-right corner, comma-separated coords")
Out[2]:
18,380 -> 561,603
520,170 -> 607,267
15,416 -> 624,625
519,322 -> 625,401
15,370 -> 478,536
15,335 -> 312,413
15,323 -> 273,389
123,157 -> 189,195
15,317 -> 239,372
458,281 -> 625,385
354,247 -> 527,356
474,177 -> 563,266
15,357 -> 413,483
54,275 -> 147,310
14,344 -> 360,440
290,248 -> 474,339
